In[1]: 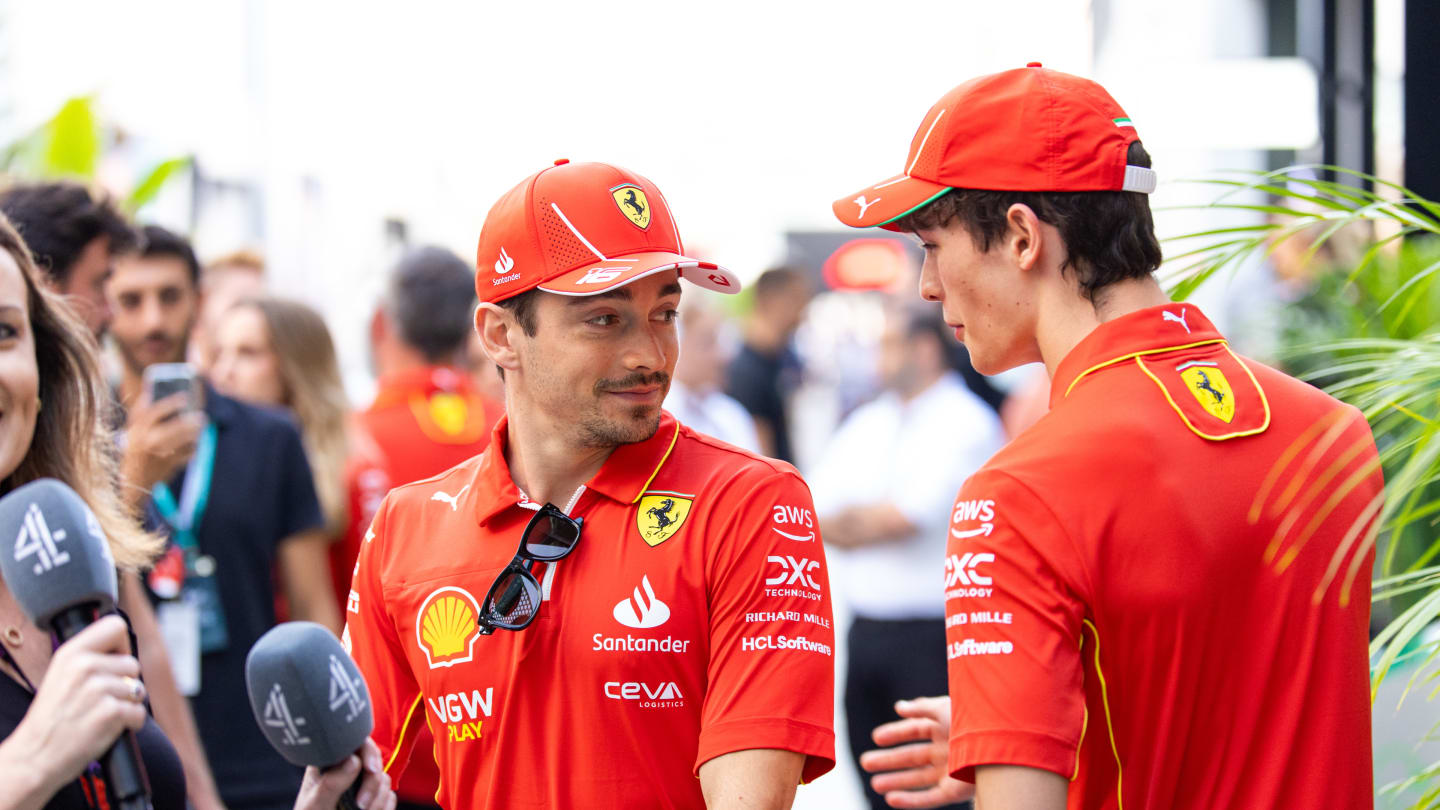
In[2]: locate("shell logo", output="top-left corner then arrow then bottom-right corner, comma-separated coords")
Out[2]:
415,586 -> 482,670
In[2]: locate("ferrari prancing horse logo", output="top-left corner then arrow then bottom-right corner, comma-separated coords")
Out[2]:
636,492 -> 693,547
611,184 -> 651,229
1179,362 -> 1235,423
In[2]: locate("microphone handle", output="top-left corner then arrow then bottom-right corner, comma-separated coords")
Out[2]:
52,607 -> 154,810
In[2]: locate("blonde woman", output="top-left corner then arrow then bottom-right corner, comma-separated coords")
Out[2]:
210,297 -> 350,537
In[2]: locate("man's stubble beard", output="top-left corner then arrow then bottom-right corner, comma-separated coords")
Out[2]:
577,404 -> 663,448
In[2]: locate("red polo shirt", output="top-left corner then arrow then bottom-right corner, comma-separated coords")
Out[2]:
345,412 -> 836,809
944,305 -> 1379,809
333,366 -> 499,802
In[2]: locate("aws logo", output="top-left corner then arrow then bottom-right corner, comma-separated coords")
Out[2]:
416,586 -> 482,670
771,505 -> 815,542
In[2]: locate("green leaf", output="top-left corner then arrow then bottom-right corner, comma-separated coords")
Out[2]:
125,156 -> 191,214
41,96 -> 100,179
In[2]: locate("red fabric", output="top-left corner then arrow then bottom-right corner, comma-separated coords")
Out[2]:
943,305 -> 1379,809
344,412 -> 836,808
833,63 -> 1142,229
473,160 -> 739,303
333,365 -> 498,804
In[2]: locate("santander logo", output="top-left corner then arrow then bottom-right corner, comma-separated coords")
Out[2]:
494,247 -> 515,275
613,575 -> 671,629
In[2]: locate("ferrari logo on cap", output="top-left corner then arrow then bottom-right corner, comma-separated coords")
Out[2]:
1179,363 -> 1234,423
611,184 -> 651,230
636,492 -> 693,547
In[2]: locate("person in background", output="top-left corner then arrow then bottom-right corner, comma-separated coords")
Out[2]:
725,266 -> 810,461
0,182 -> 135,337
663,300 -> 761,452
210,296 -> 351,539
0,213 -> 391,810
190,249 -> 266,371
107,225 -> 341,810
0,183 -> 225,810
809,304 -> 1002,810
341,245 -> 499,810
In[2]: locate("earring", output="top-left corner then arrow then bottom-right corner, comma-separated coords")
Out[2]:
35,397 -> 41,413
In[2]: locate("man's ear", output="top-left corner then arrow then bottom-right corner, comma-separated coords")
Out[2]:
475,303 -> 522,377
1003,203 -> 1045,273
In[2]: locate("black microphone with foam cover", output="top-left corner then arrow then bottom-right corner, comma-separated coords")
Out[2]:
246,622 -> 374,810
0,478 -> 151,810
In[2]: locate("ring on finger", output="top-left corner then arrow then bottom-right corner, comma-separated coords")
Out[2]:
122,676 -> 145,702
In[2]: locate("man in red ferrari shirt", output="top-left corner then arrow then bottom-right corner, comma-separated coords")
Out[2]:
831,64 -> 1381,809
344,159 -> 836,809
336,245 -> 501,809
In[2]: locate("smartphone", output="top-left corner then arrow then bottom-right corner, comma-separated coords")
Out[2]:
142,363 -> 201,414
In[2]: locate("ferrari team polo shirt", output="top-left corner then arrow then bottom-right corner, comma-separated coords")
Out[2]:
334,366 -> 500,803
345,412 -> 836,809
943,304 -> 1380,809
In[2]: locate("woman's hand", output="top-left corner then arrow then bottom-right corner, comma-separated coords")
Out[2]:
0,615 -> 149,809
294,738 -> 395,810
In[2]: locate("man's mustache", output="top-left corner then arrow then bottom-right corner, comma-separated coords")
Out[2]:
594,371 -> 669,395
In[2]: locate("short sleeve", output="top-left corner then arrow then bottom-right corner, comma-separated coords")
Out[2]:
699,469 -> 836,783
276,419 -> 326,543
945,470 -> 1087,782
343,498 -> 425,783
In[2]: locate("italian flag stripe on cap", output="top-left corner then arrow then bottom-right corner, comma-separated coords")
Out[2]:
1114,117 -> 1134,127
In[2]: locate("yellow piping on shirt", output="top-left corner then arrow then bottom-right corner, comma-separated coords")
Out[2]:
384,694 -> 424,774
631,421 -> 681,504
1082,619 -> 1124,810
1131,345 -> 1272,442
1063,338 -> 1227,398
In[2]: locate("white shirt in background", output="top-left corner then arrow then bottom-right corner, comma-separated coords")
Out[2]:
808,372 -> 1005,620
664,381 -> 763,455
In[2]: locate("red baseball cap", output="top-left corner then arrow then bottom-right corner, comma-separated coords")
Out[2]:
833,63 -> 1157,231
475,160 -> 740,303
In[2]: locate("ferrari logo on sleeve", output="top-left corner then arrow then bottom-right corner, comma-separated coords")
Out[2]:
1179,362 -> 1235,423
611,184 -> 652,229
636,492 -> 693,547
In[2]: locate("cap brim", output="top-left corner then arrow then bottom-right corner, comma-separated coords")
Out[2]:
538,251 -> 741,296
832,174 -> 952,231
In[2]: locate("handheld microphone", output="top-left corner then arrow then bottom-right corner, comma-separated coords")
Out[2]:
0,478 -> 151,810
245,622 -> 374,810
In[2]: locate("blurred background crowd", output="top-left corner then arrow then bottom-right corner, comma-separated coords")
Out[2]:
0,0 -> 1436,808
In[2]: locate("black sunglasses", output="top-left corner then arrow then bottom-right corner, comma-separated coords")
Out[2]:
478,503 -> 584,634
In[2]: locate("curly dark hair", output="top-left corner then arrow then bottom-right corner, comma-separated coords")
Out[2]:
0,182 -> 136,286
891,142 -> 1162,303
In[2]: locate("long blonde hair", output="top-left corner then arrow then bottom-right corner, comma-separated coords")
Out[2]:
0,214 -> 161,570
233,297 -> 351,534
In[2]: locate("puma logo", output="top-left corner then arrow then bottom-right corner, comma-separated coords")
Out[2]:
430,485 -> 471,511
853,195 -> 880,219
1162,308 -> 1191,334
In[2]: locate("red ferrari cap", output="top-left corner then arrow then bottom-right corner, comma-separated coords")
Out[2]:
833,63 -> 1158,230
476,160 -> 740,303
